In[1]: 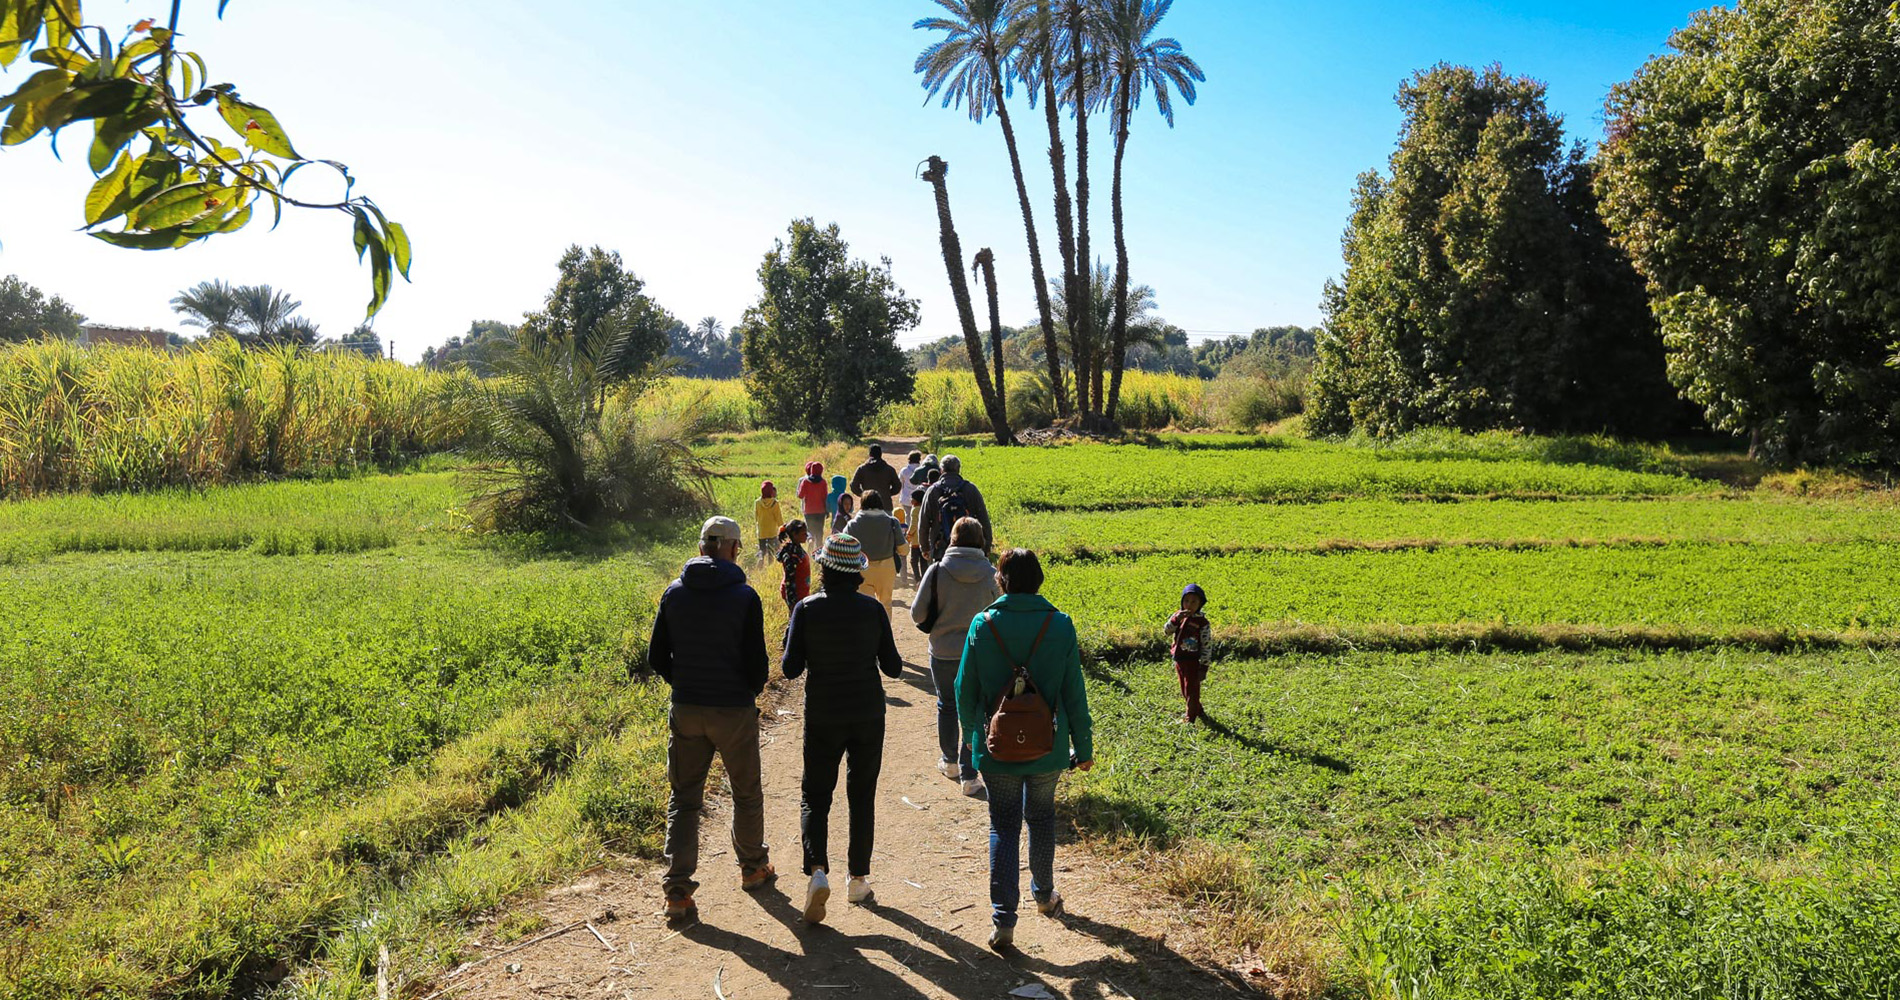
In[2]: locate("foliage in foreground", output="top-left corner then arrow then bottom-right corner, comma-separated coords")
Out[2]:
0,339 -> 474,498
1596,0 -> 1900,467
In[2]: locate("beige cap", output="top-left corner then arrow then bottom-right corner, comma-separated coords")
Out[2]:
701,516 -> 742,543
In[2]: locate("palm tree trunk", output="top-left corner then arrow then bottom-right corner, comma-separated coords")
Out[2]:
990,70 -> 1067,423
921,156 -> 1011,444
1106,77 -> 1134,424
1070,10 -> 1097,417
1038,5 -> 1079,419
975,248 -> 1007,423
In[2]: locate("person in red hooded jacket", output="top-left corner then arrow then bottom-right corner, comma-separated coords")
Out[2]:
796,462 -> 830,542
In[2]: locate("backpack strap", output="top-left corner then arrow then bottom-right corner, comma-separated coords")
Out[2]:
990,613 -> 1055,679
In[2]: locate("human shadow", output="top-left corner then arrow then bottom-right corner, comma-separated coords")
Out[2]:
684,888 -> 1010,998
1201,715 -> 1353,774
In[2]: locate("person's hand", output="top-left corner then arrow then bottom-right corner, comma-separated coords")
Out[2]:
1076,759 -> 1093,772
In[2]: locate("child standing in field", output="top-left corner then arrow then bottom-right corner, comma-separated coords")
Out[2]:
826,474 -> 848,533
776,520 -> 812,612
1166,584 -> 1213,724
797,463 -> 829,542
755,481 -> 784,566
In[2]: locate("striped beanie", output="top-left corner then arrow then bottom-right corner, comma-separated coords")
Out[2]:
815,532 -> 869,573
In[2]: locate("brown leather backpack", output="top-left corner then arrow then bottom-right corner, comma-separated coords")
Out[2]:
985,614 -> 1056,763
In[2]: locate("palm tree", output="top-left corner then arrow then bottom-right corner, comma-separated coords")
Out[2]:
232,285 -> 304,347
915,0 -> 1069,420
920,156 -> 1012,443
974,247 -> 1007,413
1013,1 -> 1079,418
171,280 -> 242,338
276,317 -> 322,348
1098,0 -> 1202,422
1066,0 -> 1109,416
1055,258 -> 1154,370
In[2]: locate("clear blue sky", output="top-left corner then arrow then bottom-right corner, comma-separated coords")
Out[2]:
0,0 -> 1710,361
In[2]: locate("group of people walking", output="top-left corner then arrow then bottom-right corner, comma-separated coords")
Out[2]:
649,447 -> 1091,949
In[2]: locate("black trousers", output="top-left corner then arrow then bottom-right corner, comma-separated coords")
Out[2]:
800,715 -> 885,877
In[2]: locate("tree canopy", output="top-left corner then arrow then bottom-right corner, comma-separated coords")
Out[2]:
0,274 -> 84,342
1595,0 -> 1900,465
739,219 -> 918,437
519,246 -> 674,389
1311,64 -> 1680,439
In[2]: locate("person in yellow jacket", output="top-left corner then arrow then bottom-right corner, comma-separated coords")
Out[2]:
754,481 -> 785,566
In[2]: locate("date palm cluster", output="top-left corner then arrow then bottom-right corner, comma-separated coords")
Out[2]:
914,0 -> 1203,436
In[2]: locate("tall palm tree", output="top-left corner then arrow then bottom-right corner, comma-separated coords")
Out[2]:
171,280 -> 242,338
1014,0 -> 1079,418
1099,0 -> 1202,422
1068,0 -> 1098,415
974,247 -> 1007,412
232,285 -> 303,347
921,156 -> 1012,443
915,0 -> 1068,420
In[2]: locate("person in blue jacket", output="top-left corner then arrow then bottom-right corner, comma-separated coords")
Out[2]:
955,548 -> 1094,950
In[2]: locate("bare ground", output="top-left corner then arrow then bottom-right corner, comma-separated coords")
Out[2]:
440,580 -> 1255,1000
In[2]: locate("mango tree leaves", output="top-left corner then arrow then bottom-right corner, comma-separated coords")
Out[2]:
0,0 -> 408,317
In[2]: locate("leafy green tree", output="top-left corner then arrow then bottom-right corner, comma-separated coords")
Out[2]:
325,324 -> 381,357
424,320 -> 517,371
0,273 -> 84,342
665,316 -> 743,378
0,1 -> 407,316
739,219 -> 919,438
1097,0 -> 1202,422
915,0 -> 1070,418
169,280 -> 241,338
1595,0 -> 1900,465
1310,64 -> 1679,439
519,246 -> 674,394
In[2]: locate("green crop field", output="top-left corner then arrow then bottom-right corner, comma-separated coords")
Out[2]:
5,430 -> 1897,999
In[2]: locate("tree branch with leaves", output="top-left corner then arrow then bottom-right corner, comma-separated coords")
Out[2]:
1,0 -> 409,317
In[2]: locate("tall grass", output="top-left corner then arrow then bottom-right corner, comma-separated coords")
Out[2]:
865,369 -> 1220,434
0,340 -> 476,498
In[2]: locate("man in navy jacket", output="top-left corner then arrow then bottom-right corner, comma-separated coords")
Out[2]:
649,516 -> 773,922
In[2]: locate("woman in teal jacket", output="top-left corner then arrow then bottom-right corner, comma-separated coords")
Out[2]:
955,549 -> 1093,950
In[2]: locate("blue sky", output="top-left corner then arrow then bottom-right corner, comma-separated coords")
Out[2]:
0,1 -> 1711,360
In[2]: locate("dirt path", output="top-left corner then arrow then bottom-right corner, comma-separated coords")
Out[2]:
448,580 -> 1250,1000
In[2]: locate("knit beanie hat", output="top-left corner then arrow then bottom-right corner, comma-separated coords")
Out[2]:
816,533 -> 868,573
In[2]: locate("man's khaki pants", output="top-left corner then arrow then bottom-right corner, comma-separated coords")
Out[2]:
663,703 -> 768,900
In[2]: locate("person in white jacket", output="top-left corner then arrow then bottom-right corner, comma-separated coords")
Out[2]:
910,517 -> 1000,796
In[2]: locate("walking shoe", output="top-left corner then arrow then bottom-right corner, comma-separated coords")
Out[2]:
988,923 -> 1014,950
847,876 -> 876,906
741,864 -> 777,891
664,895 -> 697,923
1036,891 -> 1064,917
803,870 -> 830,924
961,777 -> 985,797
937,757 -> 959,781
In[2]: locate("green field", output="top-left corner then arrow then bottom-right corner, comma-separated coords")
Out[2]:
5,431 -> 1898,999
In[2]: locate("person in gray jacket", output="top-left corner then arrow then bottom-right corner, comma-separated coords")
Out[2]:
909,516 -> 1000,796
917,455 -> 992,560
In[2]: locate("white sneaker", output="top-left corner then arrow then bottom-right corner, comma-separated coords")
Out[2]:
1037,891 -> 1064,916
961,777 -> 985,797
847,876 -> 875,905
937,757 -> 958,781
803,870 -> 830,924
988,924 -> 1014,950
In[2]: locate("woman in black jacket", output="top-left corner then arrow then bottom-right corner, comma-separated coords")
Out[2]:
780,532 -> 903,924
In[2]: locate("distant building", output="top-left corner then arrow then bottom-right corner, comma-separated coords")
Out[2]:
78,325 -> 170,349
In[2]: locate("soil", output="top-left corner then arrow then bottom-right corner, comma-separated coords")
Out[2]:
439,579 -> 1253,1000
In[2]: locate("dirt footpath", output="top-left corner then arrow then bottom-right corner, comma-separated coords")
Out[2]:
446,580 -> 1250,1000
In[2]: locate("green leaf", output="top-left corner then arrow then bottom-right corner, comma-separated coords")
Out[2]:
88,108 -> 160,173
128,182 -> 238,231
91,227 -> 202,250
385,220 -> 412,280
84,150 -> 136,225
1,68 -> 71,144
215,91 -> 299,160
0,1 -> 47,68
365,231 -> 393,318
29,46 -> 86,71
351,208 -> 374,261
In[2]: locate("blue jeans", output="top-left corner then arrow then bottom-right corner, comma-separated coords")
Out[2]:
929,657 -> 976,781
983,769 -> 1060,928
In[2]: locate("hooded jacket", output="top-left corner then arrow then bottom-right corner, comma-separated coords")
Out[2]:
843,509 -> 906,562
797,462 -> 828,515
911,546 -> 1001,661
648,556 -> 769,707
956,592 -> 1092,775
826,475 -> 848,515
781,588 -> 903,721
